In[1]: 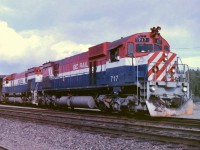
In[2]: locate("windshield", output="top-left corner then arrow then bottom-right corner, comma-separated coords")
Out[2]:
136,44 -> 153,53
154,44 -> 162,51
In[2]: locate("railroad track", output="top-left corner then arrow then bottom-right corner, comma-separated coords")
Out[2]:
0,104 -> 199,149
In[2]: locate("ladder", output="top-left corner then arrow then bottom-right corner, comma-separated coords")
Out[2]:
33,83 -> 39,105
136,65 -> 147,104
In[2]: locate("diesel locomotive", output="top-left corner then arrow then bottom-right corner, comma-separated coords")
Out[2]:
1,27 -> 193,117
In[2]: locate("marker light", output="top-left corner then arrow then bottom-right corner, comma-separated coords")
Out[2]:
152,66 -> 159,73
163,57 -> 168,62
162,53 -> 168,62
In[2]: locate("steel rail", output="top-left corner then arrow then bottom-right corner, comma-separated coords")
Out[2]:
0,105 -> 199,149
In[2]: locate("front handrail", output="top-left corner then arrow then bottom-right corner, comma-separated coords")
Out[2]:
147,62 -> 189,82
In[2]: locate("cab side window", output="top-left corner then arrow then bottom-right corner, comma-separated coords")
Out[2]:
110,48 -> 120,62
127,42 -> 134,56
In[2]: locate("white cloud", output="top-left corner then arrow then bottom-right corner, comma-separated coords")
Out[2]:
160,26 -> 191,48
51,41 -> 92,60
0,21 -> 54,63
0,21 -> 26,60
182,57 -> 200,68
0,5 -> 13,13
0,20 -> 92,74
162,26 -> 190,39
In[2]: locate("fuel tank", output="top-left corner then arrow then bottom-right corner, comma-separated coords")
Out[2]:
55,96 -> 97,109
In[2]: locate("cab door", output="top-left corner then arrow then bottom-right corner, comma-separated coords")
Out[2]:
89,61 -> 97,85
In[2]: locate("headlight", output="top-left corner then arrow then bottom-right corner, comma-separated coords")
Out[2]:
152,66 -> 159,73
182,87 -> 187,92
150,86 -> 156,92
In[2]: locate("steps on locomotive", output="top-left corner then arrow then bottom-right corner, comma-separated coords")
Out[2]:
139,81 -> 148,103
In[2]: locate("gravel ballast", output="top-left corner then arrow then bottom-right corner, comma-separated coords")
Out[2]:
0,117 -> 186,150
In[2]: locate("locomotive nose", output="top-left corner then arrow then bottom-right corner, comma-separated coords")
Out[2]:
148,52 -> 177,81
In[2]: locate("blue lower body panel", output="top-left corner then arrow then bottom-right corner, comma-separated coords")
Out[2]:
42,65 -> 148,90
3,84 -> 28,93
3,65 -> 148,94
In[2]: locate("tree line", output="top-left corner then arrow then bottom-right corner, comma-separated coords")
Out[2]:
189,69 -> 200,101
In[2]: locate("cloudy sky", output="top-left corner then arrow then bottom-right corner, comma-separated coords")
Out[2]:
0,0 -> 200,74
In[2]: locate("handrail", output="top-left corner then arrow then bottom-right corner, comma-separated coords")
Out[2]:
147,62 -> 189,82
137,65 -> 139,99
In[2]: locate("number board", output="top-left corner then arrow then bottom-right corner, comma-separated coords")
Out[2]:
135,38 -> 150,42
